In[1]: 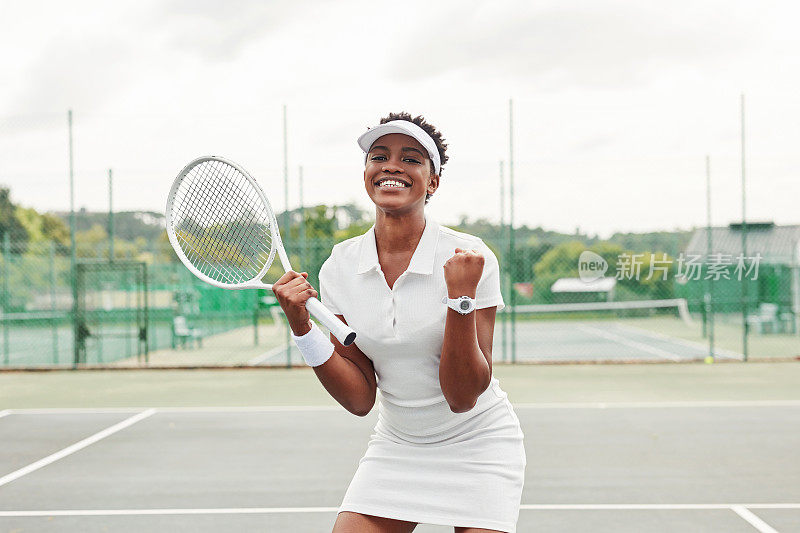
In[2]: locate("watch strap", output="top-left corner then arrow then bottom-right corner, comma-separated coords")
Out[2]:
442,295 -> 477,314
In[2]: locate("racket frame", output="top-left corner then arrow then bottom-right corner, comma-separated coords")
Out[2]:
166,155 -> 356,346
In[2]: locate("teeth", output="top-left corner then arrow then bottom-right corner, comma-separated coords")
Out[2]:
378,179 -> 407,188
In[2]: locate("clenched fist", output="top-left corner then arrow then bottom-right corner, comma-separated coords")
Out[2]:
443,248 -> 484,298
271,271 -> 317,336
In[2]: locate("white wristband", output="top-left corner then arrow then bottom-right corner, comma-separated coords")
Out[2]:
291,322 -> 334,367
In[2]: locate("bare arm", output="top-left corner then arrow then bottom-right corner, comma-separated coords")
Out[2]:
272,271 -> 377,416
438,248 -> 496,413
440,305 -> 495,413
313,315 -> 377,416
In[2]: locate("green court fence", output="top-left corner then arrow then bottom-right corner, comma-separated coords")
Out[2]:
1,228 -> 799,368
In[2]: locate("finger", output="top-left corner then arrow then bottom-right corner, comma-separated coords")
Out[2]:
276,270 -> 304,284
292,287 -> 318,303
273,272 -> 289,288
275,279 -> 309,300
272,271 -> 294,290
285,276 -> 313,291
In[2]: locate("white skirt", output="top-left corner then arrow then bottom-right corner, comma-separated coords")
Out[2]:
338,397 -> 526,532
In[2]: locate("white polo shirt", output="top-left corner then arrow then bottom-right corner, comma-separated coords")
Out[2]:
319,216 -> 508,441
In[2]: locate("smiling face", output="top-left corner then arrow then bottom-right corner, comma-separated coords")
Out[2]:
364,133 -> 439,216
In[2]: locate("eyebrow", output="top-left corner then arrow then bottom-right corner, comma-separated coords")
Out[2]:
370,145 -> 426,158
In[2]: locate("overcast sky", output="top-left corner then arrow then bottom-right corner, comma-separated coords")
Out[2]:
1,0 -> 798,238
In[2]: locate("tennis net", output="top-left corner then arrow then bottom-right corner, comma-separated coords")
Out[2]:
505,298 -> 691,324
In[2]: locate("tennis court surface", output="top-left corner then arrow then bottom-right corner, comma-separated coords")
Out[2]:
1,362 -> 799,532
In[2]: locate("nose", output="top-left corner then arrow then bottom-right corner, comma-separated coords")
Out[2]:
381,160 -> 403,173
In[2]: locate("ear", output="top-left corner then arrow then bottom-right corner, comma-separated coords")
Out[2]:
427,173 -> 440,196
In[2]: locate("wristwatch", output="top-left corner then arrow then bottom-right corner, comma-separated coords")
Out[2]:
442,295 -> 477,315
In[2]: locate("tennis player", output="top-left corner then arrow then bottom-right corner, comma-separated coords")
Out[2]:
272,112 -> 526,532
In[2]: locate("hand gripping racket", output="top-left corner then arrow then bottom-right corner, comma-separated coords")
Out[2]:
165,156 -> 356,346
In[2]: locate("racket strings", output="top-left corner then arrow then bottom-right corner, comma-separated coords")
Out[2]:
171,160 -> 276,284
187,161 -> 266,280
177,171 -> 270,283
176,162 -> 253,283
182,161 -> 273,281
177,163 -> 246,283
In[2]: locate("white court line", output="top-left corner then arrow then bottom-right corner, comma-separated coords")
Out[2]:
248,342 -> 291,365
1,503 -> 799,517
731,505 -> 780,533
0,507 -> 339,517
520,503 -> 800,510
5,405 -> 342,415
577,325 -> 682,362
741,504 -> 800,509
4,407 -> 146,414
157,405 -> 341,413
0,409 -> 11,419
0,409 -> 156,488
249,320 -> 334,365
513,400 -> 800,409
5,400 -> 800,416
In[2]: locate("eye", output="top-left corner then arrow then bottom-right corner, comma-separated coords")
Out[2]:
370,155 -> 387,161
403,157 -> 421,164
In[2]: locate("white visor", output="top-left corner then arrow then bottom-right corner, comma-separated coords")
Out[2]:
357,120 -> 441,174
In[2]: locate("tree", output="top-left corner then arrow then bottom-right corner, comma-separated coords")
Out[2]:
14,207 -> 69,247
0,188 -> 29,244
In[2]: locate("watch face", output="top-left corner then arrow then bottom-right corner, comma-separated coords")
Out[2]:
460,300 -> 471,311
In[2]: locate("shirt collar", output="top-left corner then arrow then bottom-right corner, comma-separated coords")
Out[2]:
357,216 -> 440,275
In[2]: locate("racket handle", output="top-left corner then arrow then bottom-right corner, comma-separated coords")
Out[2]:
305,297 -> 356,346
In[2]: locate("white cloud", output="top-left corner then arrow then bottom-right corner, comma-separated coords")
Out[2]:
150,0 -> 319,61
0,0 -> 798,237
392,1 -> 753,89
12,33 -> 132,113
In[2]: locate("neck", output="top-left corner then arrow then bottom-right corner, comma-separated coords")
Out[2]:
374,209 -> 426,254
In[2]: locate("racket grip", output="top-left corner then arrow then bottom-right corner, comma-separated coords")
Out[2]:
305,297 -> 356,346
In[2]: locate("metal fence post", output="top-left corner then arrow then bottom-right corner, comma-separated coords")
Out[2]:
2,233 -> 9,366
508,99 -> 517,364
50,241 -> 59,364
500,160 -> 507,363
740,94 -> 749,361
705,156 -> 715,361
108,168 -> 114,261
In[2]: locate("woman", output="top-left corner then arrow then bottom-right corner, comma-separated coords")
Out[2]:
272,112 -> 526,533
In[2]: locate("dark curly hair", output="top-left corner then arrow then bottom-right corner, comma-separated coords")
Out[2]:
378,111 -> 448,203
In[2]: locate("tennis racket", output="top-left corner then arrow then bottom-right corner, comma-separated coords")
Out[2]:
165,155 -> 356,346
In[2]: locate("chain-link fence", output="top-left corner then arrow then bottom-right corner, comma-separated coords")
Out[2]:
0,234 -> 335,368
491,223 -> 800,363
2,223 -> 799,368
